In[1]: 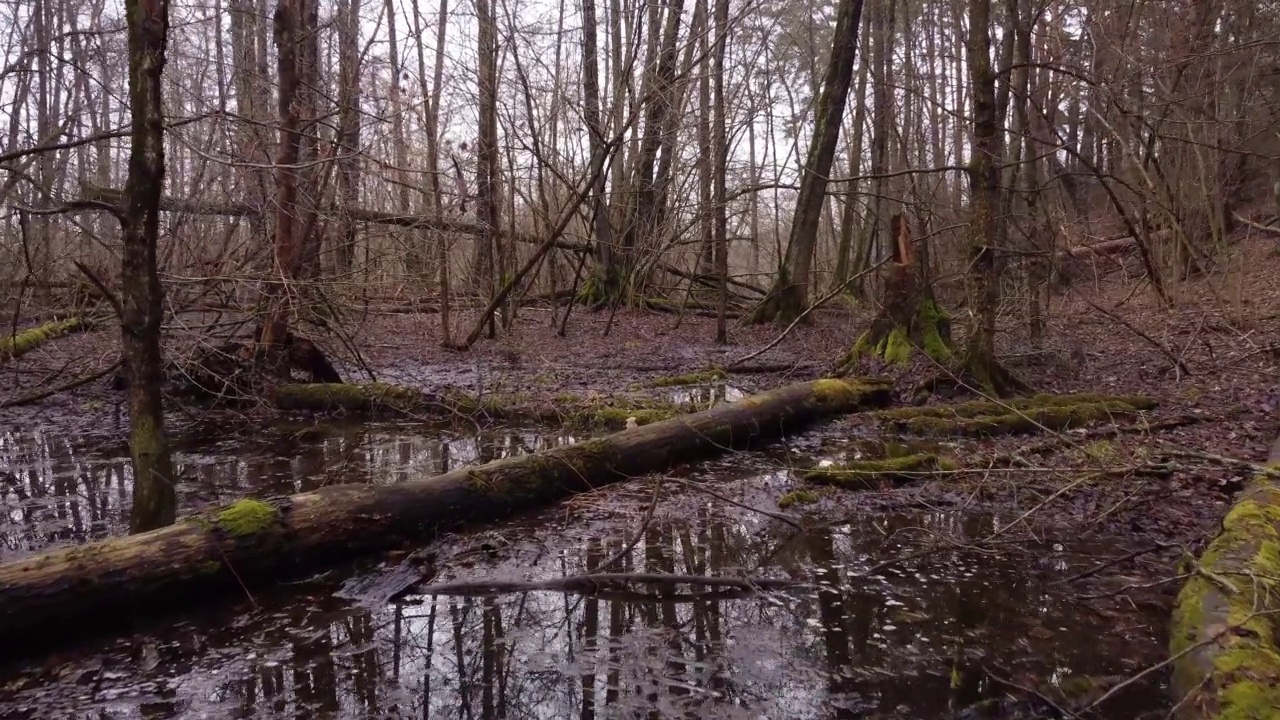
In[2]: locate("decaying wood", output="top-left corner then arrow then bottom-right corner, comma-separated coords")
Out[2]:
1168,437 -> 1280,717
1056,234 -> 1139,261
0,316 -> 93,361
0,377 -> 891,656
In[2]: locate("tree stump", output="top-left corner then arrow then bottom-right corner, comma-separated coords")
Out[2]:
834,214 -> 952,375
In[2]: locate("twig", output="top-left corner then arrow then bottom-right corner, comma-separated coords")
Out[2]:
1051,543 -> 1175,585
587,477 -> 663,573
727,258 -> 887,370
1082,609 -> 1280,713
1076,292 -> 1191,377
72,260 -> 124,320
1158,446 -> 1280,478
984,664 -> 1081,719
1233,212 -> 1280,236
0,357 -> 123,408
666,476 -> 804,530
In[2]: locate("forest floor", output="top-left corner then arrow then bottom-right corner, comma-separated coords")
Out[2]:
3,235 -> 1279,618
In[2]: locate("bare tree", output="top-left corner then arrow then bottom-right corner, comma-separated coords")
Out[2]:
334,0 -> 362,272
749,0 -> 866,324
961,0 -> 1025,395
120,0 -> 177,532
472,0 -> 502,339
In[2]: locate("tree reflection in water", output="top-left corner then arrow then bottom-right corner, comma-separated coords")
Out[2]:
0,425 -> 1169,718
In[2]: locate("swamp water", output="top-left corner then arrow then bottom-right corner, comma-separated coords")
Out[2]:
0,417 -> 1171,719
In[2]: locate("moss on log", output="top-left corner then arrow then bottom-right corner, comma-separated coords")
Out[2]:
1169,450 -> 1280,719
275,382 -> 705,431
802,453 -> 956,489
631,368 -> 727,389
0,317 -> 92,361
874,393 -> 1155,437
274,383 -> 512,418
0,377 -> 892,656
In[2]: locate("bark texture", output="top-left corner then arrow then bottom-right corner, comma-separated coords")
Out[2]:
121,0 -> 177,533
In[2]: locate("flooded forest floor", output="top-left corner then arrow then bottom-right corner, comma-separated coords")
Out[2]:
3,239 -> 1280,719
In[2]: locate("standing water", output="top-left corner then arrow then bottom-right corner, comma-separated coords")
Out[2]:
0,420 -> 1171,719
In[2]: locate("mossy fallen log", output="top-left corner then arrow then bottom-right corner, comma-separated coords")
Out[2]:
630,368 -> 727,389
802,453 -> 956,489
1169,444 -> 1280,718
0,377 -> 892,655
0,317 -> 92,361
874,394 -> 1155,437
276,382 -> 711,431
273,382 -> 499,416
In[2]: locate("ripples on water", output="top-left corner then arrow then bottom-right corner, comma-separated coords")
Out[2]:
0,416 -> 1169,719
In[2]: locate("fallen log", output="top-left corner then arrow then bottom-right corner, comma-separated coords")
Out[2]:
1168,437 -> 1280,717
0,316 -> 93,362
0,377 -> 892,655
1054,233 -> 1138,261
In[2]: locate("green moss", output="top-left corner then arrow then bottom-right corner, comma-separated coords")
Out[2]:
276,382 -> 424,413
917,300 -> 953,361
880,327 -> 912,364
198,560 -> 223,575
464,439 -> 622,500
633,368 -> 727,389
0,317 -> 90,360
811,378 -> 857,403
778,489 -> 820,508
1083,439 -> 1116,461
569,404 -> 682,430
1170,471 -> 1280,717
215,499 -> 282,538
878,396 -> 1155,437
802,453 -> 950,489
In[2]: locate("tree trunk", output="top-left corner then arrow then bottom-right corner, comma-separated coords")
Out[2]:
588,0 -> 685,307
473,0 -> 501,337
711,0 -> 729,344
833,10 -> 871,291
120,0 -> 178,532
749,0 -> 867,325
694,0 -> 713,278
258,0 -> 311,360
0,378 -> 892,656
334,0 -> 362,273
580,0 -> 616,301
962,0 -> 1027,396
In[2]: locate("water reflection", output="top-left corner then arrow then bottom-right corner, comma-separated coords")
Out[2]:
0,509 -> 1167,719
661,382 -> 746,406
0,425 -> 577,561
